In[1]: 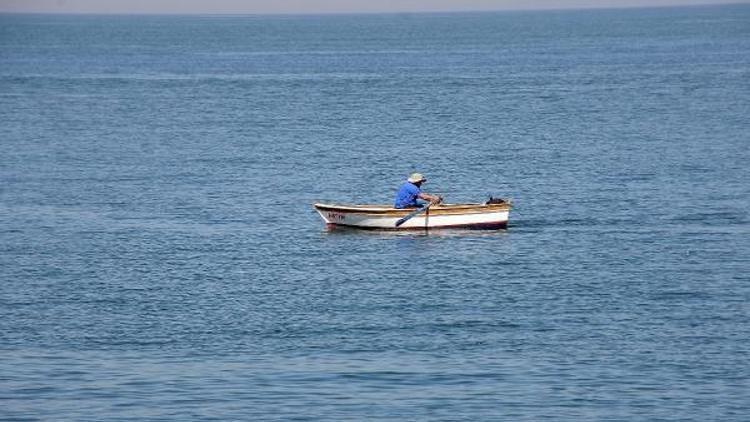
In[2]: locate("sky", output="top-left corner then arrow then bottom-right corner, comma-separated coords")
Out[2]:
0,0 -> 747,14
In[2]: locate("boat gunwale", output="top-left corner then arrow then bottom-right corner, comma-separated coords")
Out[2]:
313,202 -> 511,216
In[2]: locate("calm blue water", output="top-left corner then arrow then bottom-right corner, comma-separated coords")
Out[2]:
1,5 -> 749,420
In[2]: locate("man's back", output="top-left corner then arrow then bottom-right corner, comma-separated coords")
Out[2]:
394,182 -> 421,208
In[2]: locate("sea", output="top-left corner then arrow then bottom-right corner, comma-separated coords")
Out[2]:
1,4 -> 749,420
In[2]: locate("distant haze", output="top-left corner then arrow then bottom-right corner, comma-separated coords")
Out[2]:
1,0 -> 748,14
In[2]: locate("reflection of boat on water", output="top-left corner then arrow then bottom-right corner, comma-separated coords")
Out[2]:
312,199 -> 511,230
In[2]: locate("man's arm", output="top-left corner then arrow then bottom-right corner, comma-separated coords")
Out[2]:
418,192 -> 443,204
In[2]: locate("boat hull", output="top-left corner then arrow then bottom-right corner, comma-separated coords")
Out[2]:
313,202 -> 511,230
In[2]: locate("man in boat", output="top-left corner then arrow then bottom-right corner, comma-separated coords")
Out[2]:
394,172 -> 443,209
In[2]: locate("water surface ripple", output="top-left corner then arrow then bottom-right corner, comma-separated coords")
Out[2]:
1,6 -> 749,420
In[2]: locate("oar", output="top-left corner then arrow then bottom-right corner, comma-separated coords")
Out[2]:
395,203 -> 432,227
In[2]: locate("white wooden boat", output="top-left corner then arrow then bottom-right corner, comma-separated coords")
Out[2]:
313,199 -> 511,230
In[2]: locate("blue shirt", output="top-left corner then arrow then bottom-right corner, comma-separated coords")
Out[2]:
394,182 -> 421,208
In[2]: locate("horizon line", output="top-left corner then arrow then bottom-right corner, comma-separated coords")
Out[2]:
0,1 -> 747,17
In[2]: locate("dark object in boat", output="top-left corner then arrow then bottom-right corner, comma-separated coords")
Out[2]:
485,196 -> 506,205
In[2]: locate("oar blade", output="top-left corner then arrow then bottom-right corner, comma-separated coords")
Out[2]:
394,215 -> 410,227
394,205 -> 430,227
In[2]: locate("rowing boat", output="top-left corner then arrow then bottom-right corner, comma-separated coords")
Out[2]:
312,200 -> 511,230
